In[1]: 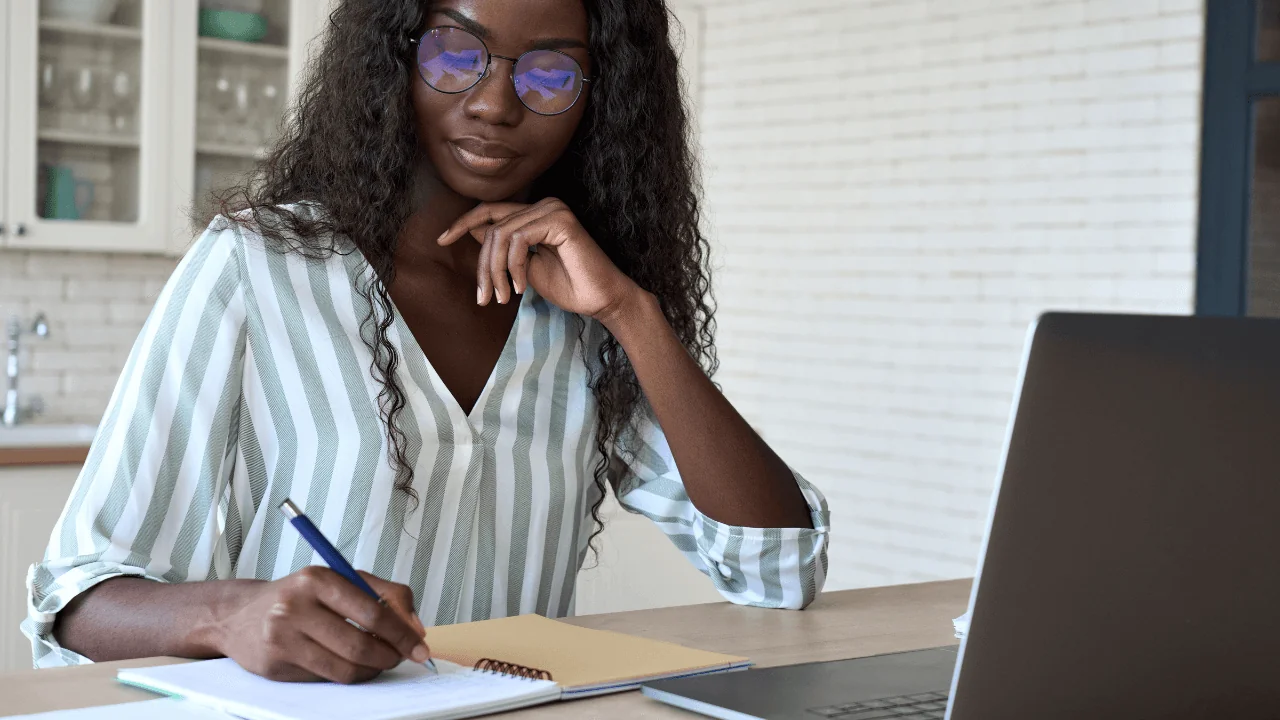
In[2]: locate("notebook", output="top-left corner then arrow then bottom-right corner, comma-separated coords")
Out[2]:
116,614 -> 750,720
118,659 -> 560,720
423,614 -> 750,697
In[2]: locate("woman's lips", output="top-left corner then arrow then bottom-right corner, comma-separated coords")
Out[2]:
448,138 -> 520,176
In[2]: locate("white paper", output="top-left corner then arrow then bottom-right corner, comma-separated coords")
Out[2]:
953,612 -> 971,639
8,698 -> 230,719
117,659 -> 561,720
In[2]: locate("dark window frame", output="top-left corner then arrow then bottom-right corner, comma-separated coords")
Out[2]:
1197,0 -> 1280,314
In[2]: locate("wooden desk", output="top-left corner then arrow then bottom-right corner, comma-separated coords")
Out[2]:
0,579 -> 971,719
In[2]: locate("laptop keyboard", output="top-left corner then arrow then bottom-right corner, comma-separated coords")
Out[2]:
807,691 -> 950,719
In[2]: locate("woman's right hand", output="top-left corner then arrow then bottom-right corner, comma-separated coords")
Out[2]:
214,566 -> 431,684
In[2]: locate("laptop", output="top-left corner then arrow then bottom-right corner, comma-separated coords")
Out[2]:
642,313 -> 1280,719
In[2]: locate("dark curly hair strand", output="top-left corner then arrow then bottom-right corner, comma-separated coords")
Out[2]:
217,0 -> 715,555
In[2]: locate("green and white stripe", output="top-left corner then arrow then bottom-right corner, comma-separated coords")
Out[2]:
23,208 -> 831,668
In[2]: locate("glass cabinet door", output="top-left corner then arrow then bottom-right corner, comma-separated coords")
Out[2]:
169,0 -> 309,248
4,0 -> 171,252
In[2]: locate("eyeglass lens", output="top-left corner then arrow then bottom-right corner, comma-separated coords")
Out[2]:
416,27 -> 586,116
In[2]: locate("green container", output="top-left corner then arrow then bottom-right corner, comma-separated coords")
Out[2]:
43,166 -> 95,221
198,9 -> 268,43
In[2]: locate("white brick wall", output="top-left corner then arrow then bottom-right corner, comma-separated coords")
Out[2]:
690,0 -> 1204,590
0,249 -> 177,424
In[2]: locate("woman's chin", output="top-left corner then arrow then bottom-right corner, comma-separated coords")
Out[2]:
439,170 -> 527,204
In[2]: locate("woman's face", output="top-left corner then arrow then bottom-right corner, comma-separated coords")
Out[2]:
411,0 -> 591,202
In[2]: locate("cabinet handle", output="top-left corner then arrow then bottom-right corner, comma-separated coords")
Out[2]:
15,224 -> 27,237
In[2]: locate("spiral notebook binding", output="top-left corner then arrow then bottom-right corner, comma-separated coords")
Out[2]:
472,658 -> 554,681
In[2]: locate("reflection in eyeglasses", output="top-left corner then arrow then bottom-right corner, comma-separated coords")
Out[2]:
515,67 -> 576,100
421,49 -> 485,85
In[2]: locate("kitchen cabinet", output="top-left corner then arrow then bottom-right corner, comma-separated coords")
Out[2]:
1,0 -> 328,255
0,463 -> 79,672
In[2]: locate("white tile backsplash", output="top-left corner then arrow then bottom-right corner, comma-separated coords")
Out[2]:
0,248 -> 177,425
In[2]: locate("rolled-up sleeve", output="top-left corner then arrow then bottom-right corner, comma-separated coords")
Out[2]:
22,220 -> 247,668
611,406 -> 830,610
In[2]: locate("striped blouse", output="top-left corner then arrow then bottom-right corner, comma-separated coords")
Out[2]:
23,208 -> 830,668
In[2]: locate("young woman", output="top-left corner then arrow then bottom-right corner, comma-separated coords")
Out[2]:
24,0 -> 828,682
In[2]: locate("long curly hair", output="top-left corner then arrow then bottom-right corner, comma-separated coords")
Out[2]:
218,0 -> 715,550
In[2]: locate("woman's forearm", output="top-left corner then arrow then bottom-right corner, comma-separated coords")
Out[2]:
55,568 -> 429,682
600,289 -> 814,529
54,576 -> 261,662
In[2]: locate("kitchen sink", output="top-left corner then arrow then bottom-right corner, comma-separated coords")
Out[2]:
0,424 -> 99,448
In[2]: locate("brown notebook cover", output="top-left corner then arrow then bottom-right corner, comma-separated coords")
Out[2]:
426,614 -> 750,696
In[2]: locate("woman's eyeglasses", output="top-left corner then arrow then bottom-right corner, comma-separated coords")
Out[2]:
411,27 -> 590,116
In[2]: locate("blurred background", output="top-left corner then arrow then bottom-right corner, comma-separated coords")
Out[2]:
1,0 -> 1275,671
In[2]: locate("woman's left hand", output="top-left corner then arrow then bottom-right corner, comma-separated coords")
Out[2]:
436,198 -> 642,320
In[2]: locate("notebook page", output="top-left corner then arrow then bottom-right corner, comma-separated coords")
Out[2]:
117,659 -> 560,720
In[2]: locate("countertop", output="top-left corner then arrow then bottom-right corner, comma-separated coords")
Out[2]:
0,445 -> 90,467
0,424 -> 96,466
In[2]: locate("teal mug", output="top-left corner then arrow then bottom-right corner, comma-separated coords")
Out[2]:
42,165 -> 95,221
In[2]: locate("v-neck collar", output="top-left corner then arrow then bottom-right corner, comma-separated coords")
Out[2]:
387,289 -> 530,431
341,227 -> 529,434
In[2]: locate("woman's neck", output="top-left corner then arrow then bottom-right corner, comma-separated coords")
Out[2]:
397,162 -> 534,278
397,164 -> 480,276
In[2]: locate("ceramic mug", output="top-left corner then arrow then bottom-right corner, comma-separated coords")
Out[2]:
42,166 -> 95,221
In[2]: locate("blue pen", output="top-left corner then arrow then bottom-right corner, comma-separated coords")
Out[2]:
279,498 -> 437,673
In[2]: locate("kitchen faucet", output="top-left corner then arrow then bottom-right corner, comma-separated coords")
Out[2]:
4,313 -> 49,427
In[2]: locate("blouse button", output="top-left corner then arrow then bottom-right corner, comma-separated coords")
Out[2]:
717,562 -> 733,578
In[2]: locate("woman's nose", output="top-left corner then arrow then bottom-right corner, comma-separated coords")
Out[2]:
463,60 -> 525,126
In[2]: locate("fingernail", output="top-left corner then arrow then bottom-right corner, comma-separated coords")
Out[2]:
477,287 -> 483,305
411,644 -> 430,664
